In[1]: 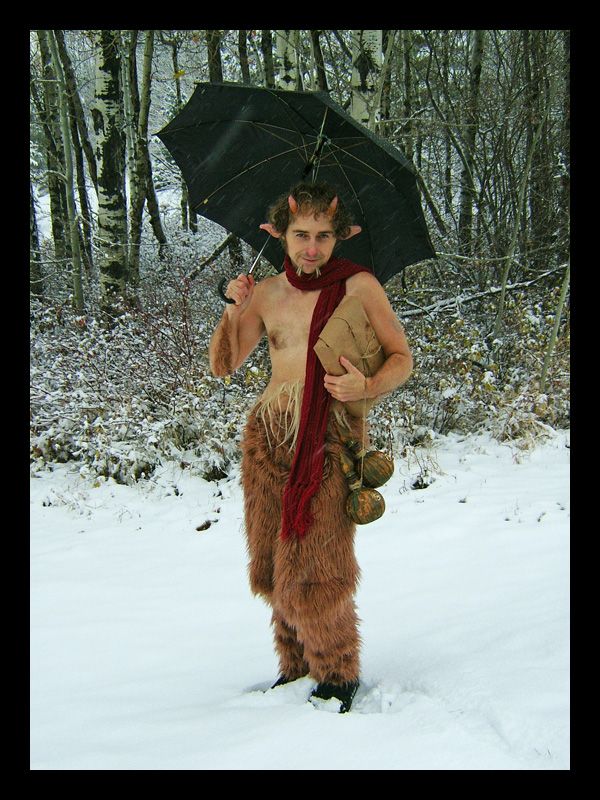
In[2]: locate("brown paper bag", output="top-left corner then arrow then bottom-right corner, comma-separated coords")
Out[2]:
314,295 -> 385,418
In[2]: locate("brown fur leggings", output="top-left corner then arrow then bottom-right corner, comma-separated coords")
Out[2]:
240,402 -> 369,685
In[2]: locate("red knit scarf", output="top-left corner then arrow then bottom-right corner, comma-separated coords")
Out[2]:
280,254 -> 371,540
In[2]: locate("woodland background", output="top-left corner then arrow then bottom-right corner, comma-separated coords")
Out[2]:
29,30 -> 570,485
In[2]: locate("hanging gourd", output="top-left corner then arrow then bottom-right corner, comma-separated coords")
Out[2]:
339,447 -> 386,524
346,486 -> 386,525
344,439 -> 394,488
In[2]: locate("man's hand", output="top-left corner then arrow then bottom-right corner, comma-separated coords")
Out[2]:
323,356 -> 371,402
224,273 -> 256,312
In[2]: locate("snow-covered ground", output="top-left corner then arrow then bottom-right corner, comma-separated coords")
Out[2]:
30,429 -> 570,770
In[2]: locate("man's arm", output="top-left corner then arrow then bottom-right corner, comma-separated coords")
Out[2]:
324,271 -> 413,403
208,274 -> 266,376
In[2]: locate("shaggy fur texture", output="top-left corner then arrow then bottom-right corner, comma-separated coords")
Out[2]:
212,313 -> 233,376
240,395 -> 370,684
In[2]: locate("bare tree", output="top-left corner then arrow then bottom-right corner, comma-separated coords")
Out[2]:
260,30 -> 275,88
35,30 -> 69,269
458,30 -> 485,256
48,30 -> 84,311
91,30 -> 128,317
238,30 -> 251,83
540,259 -> 570,393
206,29 -> 224,82
310,30 -> 328,91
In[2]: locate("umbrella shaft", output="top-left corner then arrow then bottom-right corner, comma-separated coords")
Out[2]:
302,135 -> 328,180
249,236 -> 270,275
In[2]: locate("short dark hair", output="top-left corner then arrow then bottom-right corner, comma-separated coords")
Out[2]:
266,182 -> 354,241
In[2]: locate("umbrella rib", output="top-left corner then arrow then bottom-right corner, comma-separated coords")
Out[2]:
164,118 -> 312,158
164,118 -> 302,137
251,122 -> 311,161
194,145 -> 311,207
324,141 -> 396,185
321,142 -> 377,271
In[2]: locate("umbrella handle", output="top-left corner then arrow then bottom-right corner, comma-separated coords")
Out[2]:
218,277 -> 236,304
217,237 -> 269,304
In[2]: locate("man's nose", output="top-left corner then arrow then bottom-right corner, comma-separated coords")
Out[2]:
305,240 -> 319,254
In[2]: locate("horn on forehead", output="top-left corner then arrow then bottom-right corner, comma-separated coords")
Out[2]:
287,195 -> 299,215
326,195 -> 339,217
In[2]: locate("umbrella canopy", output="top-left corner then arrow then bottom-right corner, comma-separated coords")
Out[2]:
156,81 -> 436,284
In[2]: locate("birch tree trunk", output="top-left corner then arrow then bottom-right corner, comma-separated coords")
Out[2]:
275,30 -> 297,90
351,30 -> 382,129
373,30 -> 395,138
48,30 -> 84,311
91,29 -> 128,317
55,30 -> 94,275
30,181 -> 44,298
54,30 -> 98,192
126,31 -> 167,283
36,30 -> 69,268
125,30 -> 144,287
458,30 -> 485,256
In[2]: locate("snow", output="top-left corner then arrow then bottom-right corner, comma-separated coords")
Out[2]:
30,429 -> 570,770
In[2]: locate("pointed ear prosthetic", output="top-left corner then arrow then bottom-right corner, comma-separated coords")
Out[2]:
259,222 -> 282,238
288,195 -> 299,215
340,225 -> 362,240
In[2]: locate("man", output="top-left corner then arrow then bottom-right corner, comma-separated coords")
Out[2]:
208,182 -> 412,713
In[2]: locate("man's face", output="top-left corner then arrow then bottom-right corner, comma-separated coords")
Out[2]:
283,212 -> 337,275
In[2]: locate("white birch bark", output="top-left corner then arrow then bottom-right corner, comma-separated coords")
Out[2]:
351,30 -> 382,129
91,30 -> 128,316
275,30 -> 297,90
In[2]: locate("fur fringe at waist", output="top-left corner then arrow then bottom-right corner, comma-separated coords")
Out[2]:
252,381 -> 353,452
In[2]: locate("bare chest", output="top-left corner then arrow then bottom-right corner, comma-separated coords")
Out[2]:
262,287 -> 322,353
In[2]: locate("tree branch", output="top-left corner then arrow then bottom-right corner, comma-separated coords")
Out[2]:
185,233 -> 237,281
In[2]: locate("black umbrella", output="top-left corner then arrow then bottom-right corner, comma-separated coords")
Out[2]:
156,81 -> 436,285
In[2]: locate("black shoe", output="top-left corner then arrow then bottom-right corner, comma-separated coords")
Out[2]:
310,680 -> 359,713
270,675 -> 296,689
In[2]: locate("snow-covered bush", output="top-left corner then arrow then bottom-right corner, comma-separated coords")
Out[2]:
30,273 -> 257,483
374,285 -> 570,452
30,246 -> 569,481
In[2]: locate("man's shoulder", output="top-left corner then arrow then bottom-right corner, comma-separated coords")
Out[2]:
256,272 -> 286,297
253,272 -> 287,311
346,270 -> 382,294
